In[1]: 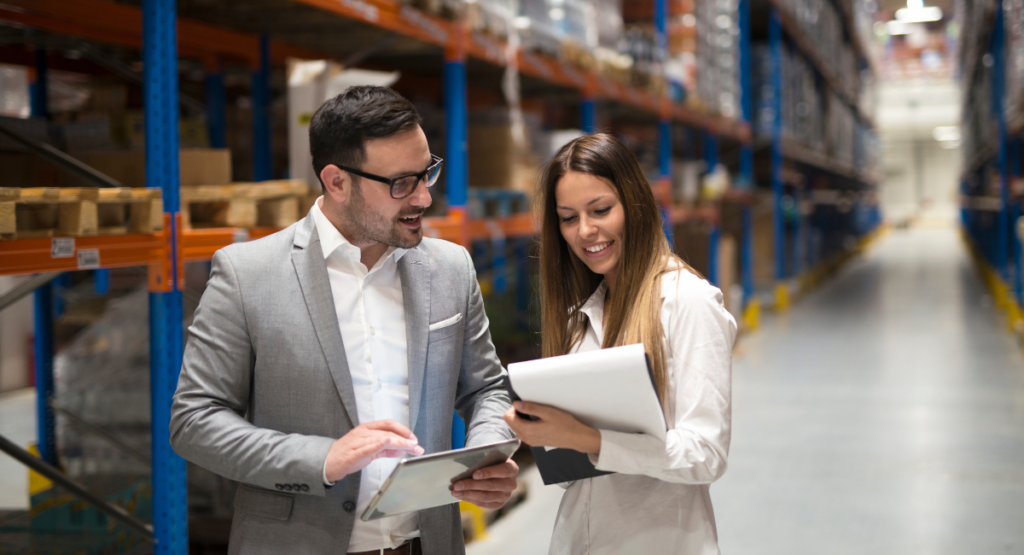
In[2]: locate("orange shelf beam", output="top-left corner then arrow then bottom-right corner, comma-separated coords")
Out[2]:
0,0 -> 322,67
0,233 -> 165,277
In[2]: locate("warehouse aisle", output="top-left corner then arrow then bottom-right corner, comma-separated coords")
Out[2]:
473,226 -> 1024,554
714,226 -> 1024,554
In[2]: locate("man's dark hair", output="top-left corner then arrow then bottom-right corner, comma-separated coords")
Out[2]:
309,85 -> 422,192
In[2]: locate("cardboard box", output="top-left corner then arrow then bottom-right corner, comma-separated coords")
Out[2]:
672,223 -> 738,317
0,153 -> 62,188
112,112 -> 209,150
0,116 -> 50,152
65,149 -> 232,188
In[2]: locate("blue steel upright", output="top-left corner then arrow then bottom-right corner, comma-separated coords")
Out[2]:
30,48 -> 48,118
33,286 -> 56,465
581,97 -> 596,134
144,0 -> 188,552
30,44 -> 57,466
1012,138 -> 1023,306
704,131 -> 720,286
654,0 -> 674,245
205,57 -> 227,149
994,0 -> 1010,278
445,43 -> 468,449
253,35 -> 273,181
738,0 -> 755,307
444,59 -> 468,211
769,9 -> 786,282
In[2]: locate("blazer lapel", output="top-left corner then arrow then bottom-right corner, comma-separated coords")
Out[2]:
399,250 -> 430,433
291,215 -> 360,427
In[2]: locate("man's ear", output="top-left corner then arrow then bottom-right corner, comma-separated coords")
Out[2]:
320,165 -> 350,205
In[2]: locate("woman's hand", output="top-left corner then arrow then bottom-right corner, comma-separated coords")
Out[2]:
503,401 -> 602,455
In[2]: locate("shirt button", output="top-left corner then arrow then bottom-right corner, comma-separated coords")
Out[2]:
370,326 -> 375,335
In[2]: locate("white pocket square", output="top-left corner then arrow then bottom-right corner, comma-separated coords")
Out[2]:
428,313 -> 463,331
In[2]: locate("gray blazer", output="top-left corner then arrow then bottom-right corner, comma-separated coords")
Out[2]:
170,213 -> 513,554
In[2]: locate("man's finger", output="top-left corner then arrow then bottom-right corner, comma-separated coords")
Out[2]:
454,489 -> 509,505
369,431 -> 419,448
453,477 -> 517,493
364,419 -> 415,439
378,446 -> 424,459
471,460 -> 518,480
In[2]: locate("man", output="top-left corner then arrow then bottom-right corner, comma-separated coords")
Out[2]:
170,86 -> 518,555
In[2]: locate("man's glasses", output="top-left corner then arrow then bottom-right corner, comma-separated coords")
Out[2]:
337,155 -> 443,199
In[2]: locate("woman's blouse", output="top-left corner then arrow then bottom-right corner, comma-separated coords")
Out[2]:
549,268 -> 737,555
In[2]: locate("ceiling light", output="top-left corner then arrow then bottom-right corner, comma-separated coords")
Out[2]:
895,6 -> 943,22
887,21 -> 912,35
549,7 -> 565,21
933,126 -> 961,142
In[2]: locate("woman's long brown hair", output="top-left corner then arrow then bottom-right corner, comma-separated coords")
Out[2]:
538,133 -> 692,408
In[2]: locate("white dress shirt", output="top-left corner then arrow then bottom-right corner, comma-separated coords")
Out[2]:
310,198 -> 420,551
549,267 -> 736,555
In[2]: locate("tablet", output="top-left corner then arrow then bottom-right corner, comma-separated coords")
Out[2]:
361,438 -> 521,521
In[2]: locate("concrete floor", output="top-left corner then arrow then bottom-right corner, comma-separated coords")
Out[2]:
472,226 -> 1024,554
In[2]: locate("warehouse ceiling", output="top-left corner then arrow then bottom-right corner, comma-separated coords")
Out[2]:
877,0 -> 954,15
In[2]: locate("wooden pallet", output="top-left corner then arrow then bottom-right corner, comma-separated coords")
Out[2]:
0,187 -> 163,239
181,179 -> 310,229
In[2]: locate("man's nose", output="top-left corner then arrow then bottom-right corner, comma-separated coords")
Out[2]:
409,176 -> 433,208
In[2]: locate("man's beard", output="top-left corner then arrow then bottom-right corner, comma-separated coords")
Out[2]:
342,180 -> 424,249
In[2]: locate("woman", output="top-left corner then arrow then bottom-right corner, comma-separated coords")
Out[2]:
504,133 -> 736,554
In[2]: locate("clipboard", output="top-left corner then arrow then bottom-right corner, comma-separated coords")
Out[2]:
506,344 -> 665,485
361,438 -> 520,521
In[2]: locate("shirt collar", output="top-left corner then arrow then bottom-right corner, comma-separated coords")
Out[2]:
309,196 -> 408,264
577,280 -> 608,336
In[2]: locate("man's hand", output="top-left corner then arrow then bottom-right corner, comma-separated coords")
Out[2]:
450,458 -> 520,510
325,419 -> 424,483
503,401 -> 601,455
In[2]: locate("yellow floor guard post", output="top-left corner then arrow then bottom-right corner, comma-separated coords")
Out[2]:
27,444 -> 53,496
743,299 -> 761,331
460,501 -> 488,542
774,283 -> 790,311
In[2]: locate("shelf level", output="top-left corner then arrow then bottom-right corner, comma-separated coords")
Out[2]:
768,0 -> 875,129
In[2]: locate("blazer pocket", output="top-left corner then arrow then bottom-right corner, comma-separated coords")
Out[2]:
428,313 -> 463,342
428,313 -> 462,331
234,484 -> 294,521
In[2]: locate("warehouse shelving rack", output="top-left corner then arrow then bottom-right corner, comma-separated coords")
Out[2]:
0,0 -> 874,551
958,0 -> 1024,335
757,0 -> 882,309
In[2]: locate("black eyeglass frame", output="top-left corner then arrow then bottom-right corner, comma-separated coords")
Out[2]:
336,154 -> 444,199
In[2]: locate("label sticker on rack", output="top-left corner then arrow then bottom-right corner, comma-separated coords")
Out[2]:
232,229 -> 250,243
77,249 -> 100,270
51,238 -> 75,258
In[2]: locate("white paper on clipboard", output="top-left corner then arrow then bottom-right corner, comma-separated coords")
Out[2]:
507,343 -> 667,443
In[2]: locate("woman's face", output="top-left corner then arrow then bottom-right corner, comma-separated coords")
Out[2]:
554,171 -> 626,281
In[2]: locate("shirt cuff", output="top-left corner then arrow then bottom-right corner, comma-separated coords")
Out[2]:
323,459 -> 336,487
591,429 -> 656,474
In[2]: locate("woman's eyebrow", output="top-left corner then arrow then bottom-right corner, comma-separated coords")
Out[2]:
557,194 -> 612,211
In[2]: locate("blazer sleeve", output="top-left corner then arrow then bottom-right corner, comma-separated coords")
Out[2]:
454,247 -> 515,448
170,249 -> 335,496
590,276 -> 735,484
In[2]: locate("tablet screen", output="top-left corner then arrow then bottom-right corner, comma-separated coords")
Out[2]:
362,438 -> 520,521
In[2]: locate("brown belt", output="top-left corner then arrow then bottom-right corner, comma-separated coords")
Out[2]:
349,538 -> 421,555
